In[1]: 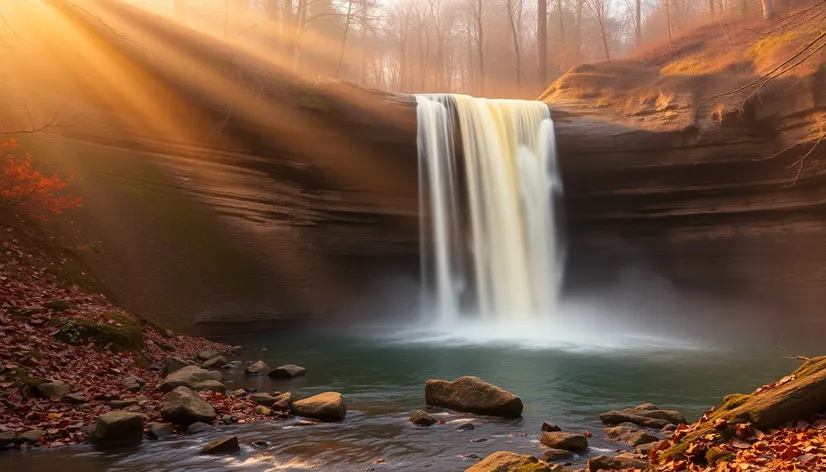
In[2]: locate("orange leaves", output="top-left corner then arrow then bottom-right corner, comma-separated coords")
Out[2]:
0,139 -> 82,219
753,374 -> 796,396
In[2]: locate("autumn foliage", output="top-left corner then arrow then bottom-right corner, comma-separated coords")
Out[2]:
0,139 -> 82,219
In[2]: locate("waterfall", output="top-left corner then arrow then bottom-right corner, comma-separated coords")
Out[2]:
416,94 -> 562,324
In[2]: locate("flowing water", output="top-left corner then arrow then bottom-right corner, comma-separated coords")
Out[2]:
416,94 -> 561,324
0,330 -> 806,472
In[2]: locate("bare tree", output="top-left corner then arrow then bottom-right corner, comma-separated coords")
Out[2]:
585,0 -> 611,60
537,0 -> 547,88
502,0 -> 525,92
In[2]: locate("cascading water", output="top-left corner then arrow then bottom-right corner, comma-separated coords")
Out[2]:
416,94 -> 562,325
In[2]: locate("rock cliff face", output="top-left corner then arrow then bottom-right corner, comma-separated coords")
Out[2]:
546,11 -> 826,336
37,0 -> 826,336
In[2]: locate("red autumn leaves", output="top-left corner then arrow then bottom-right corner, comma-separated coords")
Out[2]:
0,138 -> 82,219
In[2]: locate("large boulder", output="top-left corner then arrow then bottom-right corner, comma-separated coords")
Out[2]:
540,432 -> 588,452
605,425 -> 658,446
92,411 -> 144,445
160,386 -> 217,425
245,361 -> 270,376
291,392 -> 346,422
587,454 -> 648,471
409,410 -> 437,426
268,364 -> 306,378
425,376 -> 523,418
18,429 -> 43,444
200,436 -> 240,455
465,451 -> 552,472
35,380 -> 71,398
600,404 -> 686,428
162,356 -> 192,377
159,366 -> 222,393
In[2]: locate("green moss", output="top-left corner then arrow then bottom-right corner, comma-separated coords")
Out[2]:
706,447 -> 735,465
749,32 -> 799,61
52,313 -> 144,352
792,356 -> 826,379
721,393 -> 751,410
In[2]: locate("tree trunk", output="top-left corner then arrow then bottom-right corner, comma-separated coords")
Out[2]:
708,0 -> 715,18
334,0 -> 353,78
475,2 -> 485,96
762,0 -> 774,19
665,0 -> 673,48
282,0 -> 296,66
537,0 -> 547,89
635,0 -> 641,48
575,0 -> 583,62
507,5 -> 522,93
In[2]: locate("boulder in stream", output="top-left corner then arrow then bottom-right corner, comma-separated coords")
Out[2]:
200,436 -> 240,455
600,404 -> 686,428
161,386 -> 217,425
268,364 -> 306,378
605,425 -> 659,446
425,376 -> 522,418
291,392 -> 346,422
466,451 -> 552,472
245,361 -> 270,376
0,431 -> 16,447
147,422 -> 174,439
159,366 -> 222,393
409,410 -> 437,426
202,357 -> 228,370
540,432 -> 588,452
92,411 -> 144,445
249,393 -> 277,406
272,392 -> 293,410
193,380 -> 226,394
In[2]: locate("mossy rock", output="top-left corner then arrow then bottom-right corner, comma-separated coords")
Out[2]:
706,446 -> 735,465
51,313 -> 144,352
661,356 -> 826,463
47,299 -> 71,311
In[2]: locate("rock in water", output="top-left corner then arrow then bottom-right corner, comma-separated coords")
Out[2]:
35,380 -> 71,398
248,393 -> 277,406
202,357 -> 228,370
161,386 -> 217,425
409,410 -> 437,426
254,406 -> 273,416
600,404 -> 686,428
0,431 -> 16,447
162,356 -> 192,377
542,448 -> 573,462
465,451 -> 552,472
147,422 -> 174,439
291,392 -> 346,422
159,366 -> 223,393
92,412 -> 144,445
268,364 -> 306,378
197,350 -> 218,361
18,429 -> 44,444
457,422 -> 475,431
272,392 -> 293,410
200,436 -> 240,455
187,422 -> 213,434
193,380 -> 226,394
245,361 -> 270,376
605,425 -> 659,446
425,376 -> 522,418
540,432 -> 588,452
587,454 -> 648,471
541,421 -> 562,432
